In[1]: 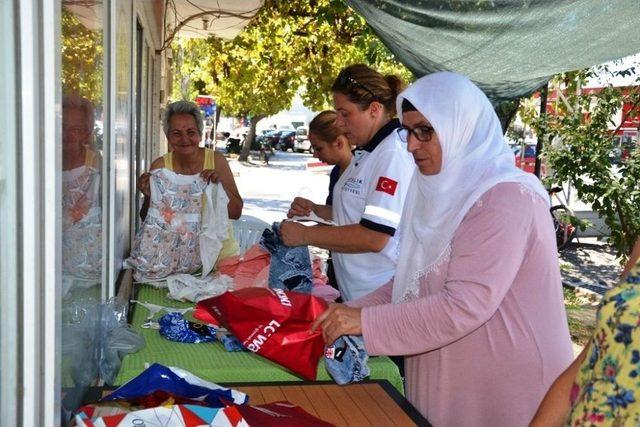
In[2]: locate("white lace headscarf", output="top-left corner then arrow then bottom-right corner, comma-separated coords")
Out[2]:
391,72 -> 548,303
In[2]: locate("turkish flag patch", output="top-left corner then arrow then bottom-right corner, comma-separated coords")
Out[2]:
375,176 -> 398,196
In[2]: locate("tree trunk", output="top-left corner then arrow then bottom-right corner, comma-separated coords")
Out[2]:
238,115 -> 265,162
211,106 -> 222,141
534,83 -> 548,178
495,99 -> 520,134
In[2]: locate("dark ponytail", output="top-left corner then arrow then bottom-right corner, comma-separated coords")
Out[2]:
384,75 -> 405,115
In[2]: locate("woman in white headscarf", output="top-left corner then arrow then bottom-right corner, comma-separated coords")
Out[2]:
312,72 -> 574,426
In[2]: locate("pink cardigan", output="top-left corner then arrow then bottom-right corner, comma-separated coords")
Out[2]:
349,183 -> 573,426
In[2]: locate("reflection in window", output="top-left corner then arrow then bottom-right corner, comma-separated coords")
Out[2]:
62,95 -> 103,289
60,2 -> 104,420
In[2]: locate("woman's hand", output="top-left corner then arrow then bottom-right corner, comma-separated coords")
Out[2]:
137,172 -> 151,197
311,304 -> 362,344
201,168 -> 221,184
287,197 -> 316,218
279,221 -> 308,247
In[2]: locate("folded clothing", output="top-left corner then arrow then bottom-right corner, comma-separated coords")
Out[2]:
311,256 -> 328,287
311,283 -> 341,303
217,244 -> 271,289
219,333 -> 247,352
158,312 -> 217,344
237,401 -> 334,427
260,222 -> 313,293
310,256 -> 340,302
324,335 -> 370,385
165,273 -> 234,302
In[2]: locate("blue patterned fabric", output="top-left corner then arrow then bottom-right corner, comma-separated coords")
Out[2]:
158,312 -> 217,344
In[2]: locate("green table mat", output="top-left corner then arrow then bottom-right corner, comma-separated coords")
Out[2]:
115,285 -> 404,394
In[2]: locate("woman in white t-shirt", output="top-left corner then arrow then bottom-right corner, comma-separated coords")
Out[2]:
281,64 -> 415,301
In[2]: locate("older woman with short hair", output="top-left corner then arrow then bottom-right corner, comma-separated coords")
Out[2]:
62,95 -> 103,283
138,101 -> 243,220
136,101 -> 242,265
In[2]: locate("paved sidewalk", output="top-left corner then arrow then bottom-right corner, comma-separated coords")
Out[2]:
559,239 -> 622,355
559,238 -> 621,297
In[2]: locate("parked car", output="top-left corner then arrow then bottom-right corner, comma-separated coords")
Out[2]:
294,126 -> 312,153
278,130 -> 297,151
513,144 -> 545,175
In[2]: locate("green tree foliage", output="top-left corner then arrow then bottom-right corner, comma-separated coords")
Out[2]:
61,7 -> 103,104
171,0 -> 413,160
523,64 -> 640,259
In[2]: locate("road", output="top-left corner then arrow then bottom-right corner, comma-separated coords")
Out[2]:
229,149 -> 332,224
226,145 -> 608,238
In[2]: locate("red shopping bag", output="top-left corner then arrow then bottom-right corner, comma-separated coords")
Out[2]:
197,288 -> 328,380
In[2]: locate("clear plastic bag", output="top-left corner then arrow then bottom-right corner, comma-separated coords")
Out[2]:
62,297 -> 145,387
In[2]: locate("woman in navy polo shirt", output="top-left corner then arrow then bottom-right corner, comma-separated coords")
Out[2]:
281,64 -> 415,302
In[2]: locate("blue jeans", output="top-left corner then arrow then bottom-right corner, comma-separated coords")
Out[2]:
260,222 -> 313,293
324,335 -> 370,385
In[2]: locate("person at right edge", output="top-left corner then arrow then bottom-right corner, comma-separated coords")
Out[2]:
280,64 -> 415,303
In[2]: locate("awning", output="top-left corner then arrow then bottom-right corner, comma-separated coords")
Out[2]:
170,0 -> 263,40
346,0 -> 640,102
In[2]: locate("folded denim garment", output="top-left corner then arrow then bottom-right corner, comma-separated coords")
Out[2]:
158,312 -> 217,344
260,222 -> 313,293
219,333 -> 247,352
324,335 -> 370,385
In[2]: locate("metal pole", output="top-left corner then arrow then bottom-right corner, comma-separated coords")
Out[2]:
534,83 -> 548,178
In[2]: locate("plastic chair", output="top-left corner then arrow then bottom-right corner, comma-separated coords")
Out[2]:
231,215 -> 270,255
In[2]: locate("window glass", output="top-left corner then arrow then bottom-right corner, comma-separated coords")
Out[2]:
0,0 -> 18,419
60,1 -> 104,419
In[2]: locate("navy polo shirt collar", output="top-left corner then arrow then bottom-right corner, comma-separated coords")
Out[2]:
358,118 -> 401,153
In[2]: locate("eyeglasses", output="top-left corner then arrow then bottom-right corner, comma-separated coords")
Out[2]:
337,72 -> 375,99
397,125 -> 436,143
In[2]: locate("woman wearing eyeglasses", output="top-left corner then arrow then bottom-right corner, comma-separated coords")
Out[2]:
311,72 -> 574,426
281,64 -> 415,302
